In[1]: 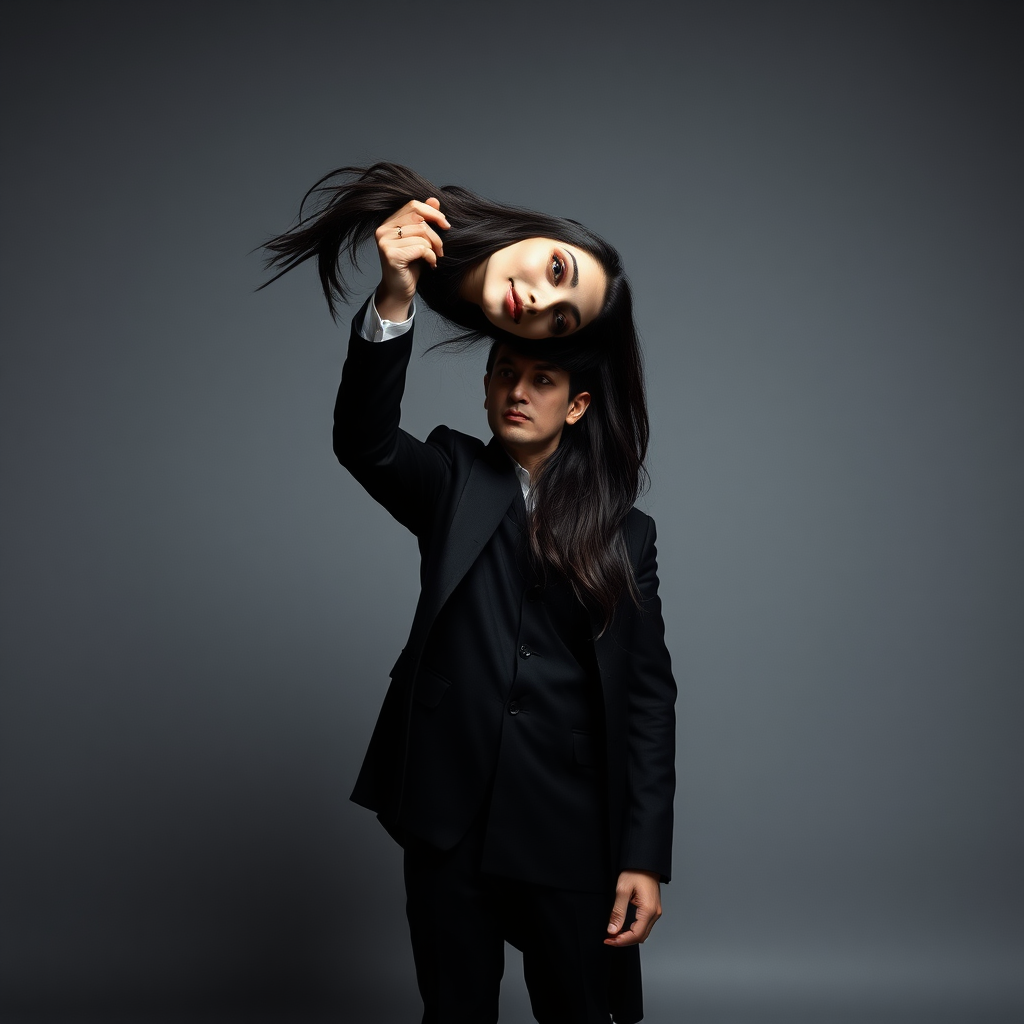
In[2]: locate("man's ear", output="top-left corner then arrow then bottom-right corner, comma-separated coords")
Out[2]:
566,391 -> 591,425
483,374 -> 490,409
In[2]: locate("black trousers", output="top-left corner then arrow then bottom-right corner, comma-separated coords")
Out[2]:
402,819 -> 643,1024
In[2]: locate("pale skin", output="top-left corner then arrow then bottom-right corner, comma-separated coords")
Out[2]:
375,198 -> 663,947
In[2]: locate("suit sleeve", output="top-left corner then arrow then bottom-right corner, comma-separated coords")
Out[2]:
333,299 -> 452,537
620,515 -> 677,882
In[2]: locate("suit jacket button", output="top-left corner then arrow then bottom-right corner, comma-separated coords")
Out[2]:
519,644 -> 533,659
508,701 -> 520,715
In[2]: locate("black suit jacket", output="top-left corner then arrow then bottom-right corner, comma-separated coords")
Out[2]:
334,308 -> 677,881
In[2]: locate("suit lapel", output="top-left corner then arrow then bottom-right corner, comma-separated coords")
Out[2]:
425,437 -> 518,619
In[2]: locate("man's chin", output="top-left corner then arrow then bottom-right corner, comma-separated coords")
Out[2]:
495,422 -> 535,445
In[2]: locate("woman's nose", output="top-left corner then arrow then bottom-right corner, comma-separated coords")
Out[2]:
526,283 -> 553,314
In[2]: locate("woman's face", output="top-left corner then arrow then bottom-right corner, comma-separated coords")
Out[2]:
461,238 -> 608,340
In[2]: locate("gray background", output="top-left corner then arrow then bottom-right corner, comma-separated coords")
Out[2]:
2,1 -> 1021,1021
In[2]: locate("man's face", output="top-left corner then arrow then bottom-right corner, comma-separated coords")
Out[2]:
483,346 -> 590,469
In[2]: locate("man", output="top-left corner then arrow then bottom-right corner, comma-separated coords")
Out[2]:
333,199 -> 676,1024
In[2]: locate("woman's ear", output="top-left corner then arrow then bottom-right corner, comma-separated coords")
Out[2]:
566,391 -> 591,425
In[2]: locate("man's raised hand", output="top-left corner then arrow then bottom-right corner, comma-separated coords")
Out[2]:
374,198 -> 450,322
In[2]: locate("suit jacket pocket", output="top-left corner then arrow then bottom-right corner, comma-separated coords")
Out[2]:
413,666 -> 451,709
572,729 -> 597,768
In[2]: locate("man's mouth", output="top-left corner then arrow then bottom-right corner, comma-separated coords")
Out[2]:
504,408 -> 529,422
505,280 -> 523,324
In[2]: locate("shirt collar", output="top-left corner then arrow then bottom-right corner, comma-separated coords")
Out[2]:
507,454 -> 534,511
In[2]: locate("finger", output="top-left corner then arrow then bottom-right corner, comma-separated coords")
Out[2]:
383,219 -> 445,256
603,922 -> 641,947
606,888 -> 630,937
381,198 -> 449,229
407,198 -> 451,229
376,218 -> 448,263
377,231 -> 440,269
395,240 -> 438,268
380,242 -> 437,272
631,900 -> 659,943
603,884 -> 662,947
603,907 -> 653,947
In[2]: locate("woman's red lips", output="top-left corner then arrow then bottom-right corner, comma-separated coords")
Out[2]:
506,280 -> 523,324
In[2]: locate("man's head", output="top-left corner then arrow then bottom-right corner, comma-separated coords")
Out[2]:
483,344 -> 591,475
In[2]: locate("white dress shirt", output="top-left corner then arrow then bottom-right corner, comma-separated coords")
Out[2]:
360,295 -> 416,344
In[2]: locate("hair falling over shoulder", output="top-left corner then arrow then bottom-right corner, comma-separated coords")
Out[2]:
262,162 -> 651,631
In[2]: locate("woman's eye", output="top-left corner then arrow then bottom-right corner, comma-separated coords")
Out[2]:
552,254 -> 565,283
553,312 -> 567,335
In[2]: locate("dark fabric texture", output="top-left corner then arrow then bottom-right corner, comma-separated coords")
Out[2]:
334,302 -> 678,884
413,488 -> 611,890
404,817 -> 643,1024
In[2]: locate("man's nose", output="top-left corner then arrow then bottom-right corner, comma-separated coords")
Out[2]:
510,377 -> 530,401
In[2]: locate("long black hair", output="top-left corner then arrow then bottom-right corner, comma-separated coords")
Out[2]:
262,162 -> 649,630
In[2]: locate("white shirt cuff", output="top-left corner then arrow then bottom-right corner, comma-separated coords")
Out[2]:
359,295 -> 416,343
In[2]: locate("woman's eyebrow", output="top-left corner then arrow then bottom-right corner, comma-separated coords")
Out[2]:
568,250 -> 579,287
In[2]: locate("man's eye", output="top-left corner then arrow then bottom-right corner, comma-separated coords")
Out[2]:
552,254 -> 565,283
